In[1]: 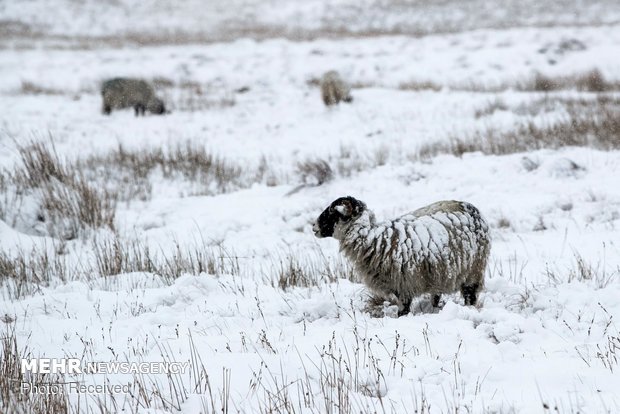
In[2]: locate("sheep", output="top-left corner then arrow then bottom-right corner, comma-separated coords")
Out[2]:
101,77 -> 166,116
320,70 -> 353,106
313,197 -> 490,315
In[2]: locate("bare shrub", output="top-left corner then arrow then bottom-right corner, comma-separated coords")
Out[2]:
286,158 -> 334,196
296,159 -> 333,186
0,142 -> 117,239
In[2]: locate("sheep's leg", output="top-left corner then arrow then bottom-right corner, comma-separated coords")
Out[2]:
385,292 -> 410,316
134,104 -> 146,116
397,298 -> 412,317
103,105 -> 111,115
432,294 -> 441,308
461,283 -> 480,306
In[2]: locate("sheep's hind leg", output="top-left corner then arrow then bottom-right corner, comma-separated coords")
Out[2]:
397,297 -> 412,317
461,283 -> 480,306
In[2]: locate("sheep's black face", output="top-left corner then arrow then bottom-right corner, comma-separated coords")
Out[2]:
148,98 -> 166,115
313,196 -> 366,238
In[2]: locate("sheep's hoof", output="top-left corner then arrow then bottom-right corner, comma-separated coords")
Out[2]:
383,303 -> 400,318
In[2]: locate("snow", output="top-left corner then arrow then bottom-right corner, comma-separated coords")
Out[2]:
2,0 -> 620,412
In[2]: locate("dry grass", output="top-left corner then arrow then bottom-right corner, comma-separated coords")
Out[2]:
0,142 -> 117,239
1,328 -> 69,414
456,69 -> 620,93
272,250 -> 356,290
80,142 -> 257,200
0,248 -> 75,299
521,69 -> 617,92
92,236 -> 240,283
398,80 -> 442,92
419,96 -> 620,158
474,98 -> 509,118
20,81 -> 63,95
0,139 -> 281,241
0,235 -> 356,300
296,158 -> 333,186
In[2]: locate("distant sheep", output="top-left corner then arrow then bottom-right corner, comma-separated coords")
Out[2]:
320,71 -> 353,106
101,78 -> 166,116
313,197 -> 490,315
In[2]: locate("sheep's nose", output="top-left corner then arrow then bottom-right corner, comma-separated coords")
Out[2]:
312,222 -> 321,236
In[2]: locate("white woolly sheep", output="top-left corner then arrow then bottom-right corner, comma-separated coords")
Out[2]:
313,197 -> 490,315
320,70 -> 353,106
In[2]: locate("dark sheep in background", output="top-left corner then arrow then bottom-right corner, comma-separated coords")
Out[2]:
101,77 -> 166,116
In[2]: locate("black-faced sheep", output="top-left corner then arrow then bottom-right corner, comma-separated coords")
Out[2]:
320,71 -> 353,106
313,197 -> 490,315
101,78 -> 166,116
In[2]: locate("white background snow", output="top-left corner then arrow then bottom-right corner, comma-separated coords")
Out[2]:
1,1 -> 620,412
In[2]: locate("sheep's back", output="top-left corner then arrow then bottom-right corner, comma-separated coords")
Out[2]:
102,78 -> 154,108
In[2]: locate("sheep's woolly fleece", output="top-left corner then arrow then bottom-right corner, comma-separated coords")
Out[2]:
333,200 -> 489,310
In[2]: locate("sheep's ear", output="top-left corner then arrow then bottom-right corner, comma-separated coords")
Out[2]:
332,197 -> 365,218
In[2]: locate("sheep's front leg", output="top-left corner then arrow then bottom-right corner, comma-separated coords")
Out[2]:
398,297 -> 412,316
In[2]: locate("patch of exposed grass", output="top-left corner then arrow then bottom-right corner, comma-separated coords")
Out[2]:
398,80 -> 442,92
80,142 -> 255,200
0,142 -> 116,239
20,80 -> 63,95
1,140 -> 281,240
92,236 -> 240,283
520,69 -> 616,92
296,158 -> 333,186
272,249 -> 356,290
474,98 -> 509,118
419,96 -> 620,158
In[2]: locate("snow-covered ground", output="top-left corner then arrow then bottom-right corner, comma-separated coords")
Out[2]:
2,1 -> 620,413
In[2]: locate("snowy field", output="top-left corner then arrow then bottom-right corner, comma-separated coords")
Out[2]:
1,1 -> 620,413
